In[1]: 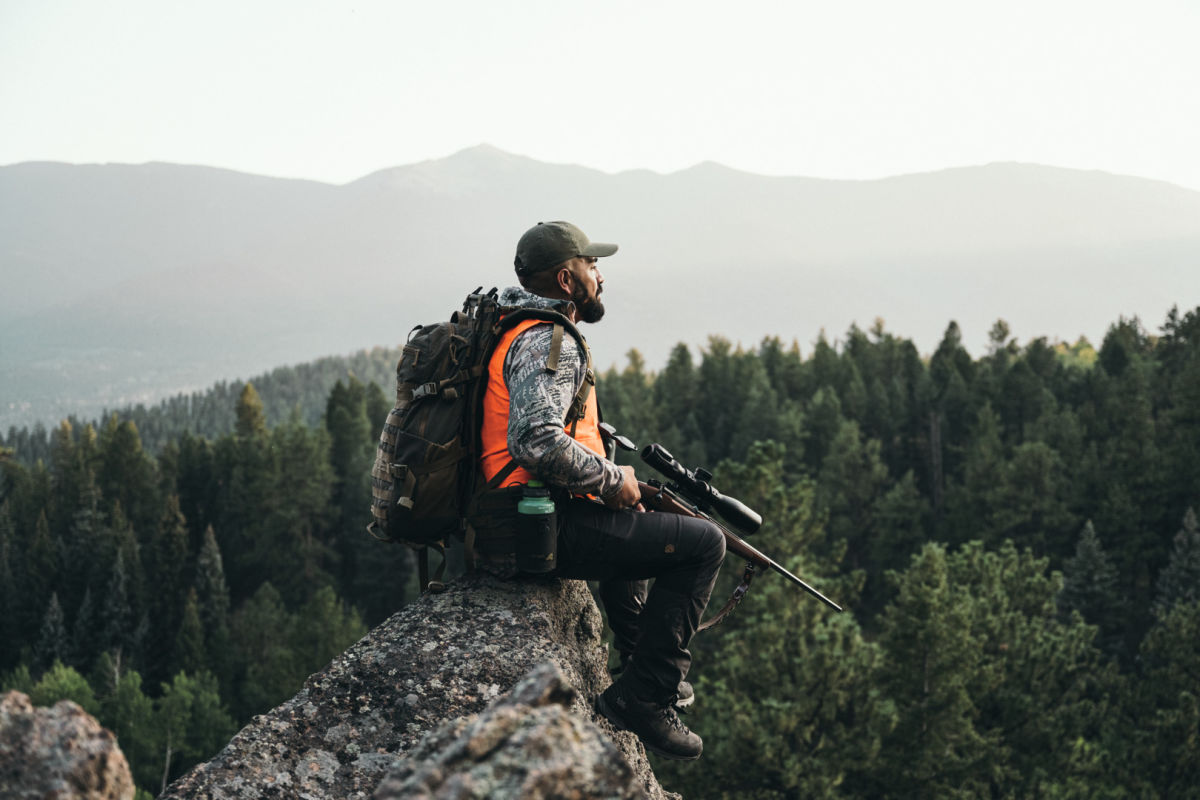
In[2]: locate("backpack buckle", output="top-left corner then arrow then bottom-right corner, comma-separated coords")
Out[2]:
412,382 -> 438,399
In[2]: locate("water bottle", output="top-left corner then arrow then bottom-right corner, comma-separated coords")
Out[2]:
516,480 -> 557,574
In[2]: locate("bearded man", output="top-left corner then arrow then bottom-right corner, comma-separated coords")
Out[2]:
475,221 -> 725,760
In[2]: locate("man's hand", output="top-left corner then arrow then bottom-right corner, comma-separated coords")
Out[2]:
604,465 -> 644,511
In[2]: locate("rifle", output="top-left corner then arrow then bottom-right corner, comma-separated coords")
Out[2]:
599,424 -> 842,631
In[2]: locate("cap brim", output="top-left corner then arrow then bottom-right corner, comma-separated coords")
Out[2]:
581,242 -> 618,258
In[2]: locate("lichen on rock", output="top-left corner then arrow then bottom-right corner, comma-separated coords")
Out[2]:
161,573 -> 679,800
374,662 -> 641,799
0,690 -> 135,800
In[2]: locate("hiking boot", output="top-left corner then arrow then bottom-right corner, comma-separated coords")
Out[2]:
595,681 -> 703,761
614,652 -> 695,711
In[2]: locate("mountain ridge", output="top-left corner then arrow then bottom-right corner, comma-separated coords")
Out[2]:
3,146 -> 1198,430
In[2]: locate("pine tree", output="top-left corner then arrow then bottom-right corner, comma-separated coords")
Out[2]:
97,415 -> 158,535
364,380 -> 390,434
235,382 -> 268,439
696,336 -> 740,462
24,510 -> 58,640
231,582 -> 300,719
324,377 -> 375,604
170,589 -> 206,678
727,353 -> 780,462
70,586 -> 97,670
145,495 -> 190,685
808,330 -> 842,396
929,322 -> 975,443
0,510 -> 16,672
193,525 -> 234,693
100,550 -> 135,667
1154,507 -> 1200,614
104,502 -> 145,627
1156,306 -> 1200,520
872,541 -> 1117,798
216,391 -> 277,601
291,586 -> 366,676
947,542 -> 1118,798
869,470 -> 929,594
943,402 -> 1005,544
194,526 -> 231,644
59,490 -> 103,621
841,356 -> 870,423
815,419 -> 890,575
251,415 -> 335,605
665,567 -> 891,799
1058,520 -> 1124,657
801,385 -> 843,472
48,420 -> 84,539
992,441 -> 1075,556
1132,599 -> 1200,797
174,432 -> 217,548
872,543 -> 990,798
33,593 -> 69,674
652,343 -> 706,467
1091,318 -> 1164,640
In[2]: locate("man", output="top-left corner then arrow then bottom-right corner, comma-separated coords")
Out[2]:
476,221 -> 726,761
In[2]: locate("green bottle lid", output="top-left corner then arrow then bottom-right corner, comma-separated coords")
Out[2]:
518,480 -> 555,515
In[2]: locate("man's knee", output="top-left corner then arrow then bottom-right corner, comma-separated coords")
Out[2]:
690,517 -> 726,566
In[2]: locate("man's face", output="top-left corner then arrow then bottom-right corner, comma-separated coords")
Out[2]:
565,256 -> 605,323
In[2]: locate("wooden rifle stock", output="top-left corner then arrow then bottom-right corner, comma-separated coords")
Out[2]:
639,481 -> 843,630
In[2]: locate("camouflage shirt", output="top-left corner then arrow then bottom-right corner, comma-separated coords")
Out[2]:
498,286 -> 623,499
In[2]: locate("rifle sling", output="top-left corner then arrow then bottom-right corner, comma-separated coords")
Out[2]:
696,561 -> 757,633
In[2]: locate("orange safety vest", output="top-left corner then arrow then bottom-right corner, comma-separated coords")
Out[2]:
480,317 -> 605,487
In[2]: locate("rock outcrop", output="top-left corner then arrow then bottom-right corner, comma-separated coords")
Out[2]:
374,661 -> 643,799
0,690 -> 135,800
162,574 -> 677,799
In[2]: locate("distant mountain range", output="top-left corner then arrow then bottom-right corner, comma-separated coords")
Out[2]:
3,145 -> 1199,430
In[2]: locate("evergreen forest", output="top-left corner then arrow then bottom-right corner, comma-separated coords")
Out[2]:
2,305 -> 1199,799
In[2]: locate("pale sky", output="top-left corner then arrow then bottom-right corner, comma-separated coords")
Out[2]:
2,0 -> 1199,190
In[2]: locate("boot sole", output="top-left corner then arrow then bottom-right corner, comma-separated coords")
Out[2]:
594,692 -> 702,762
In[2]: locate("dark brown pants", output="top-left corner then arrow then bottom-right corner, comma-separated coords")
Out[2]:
554,498 -> 726,703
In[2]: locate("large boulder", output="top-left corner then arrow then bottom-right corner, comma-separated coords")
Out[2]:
162,574 -> 678,799
0,690 -> 135,800
373,661 -> 643,799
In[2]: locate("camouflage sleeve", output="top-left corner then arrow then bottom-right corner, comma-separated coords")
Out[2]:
504,324 -> 624,498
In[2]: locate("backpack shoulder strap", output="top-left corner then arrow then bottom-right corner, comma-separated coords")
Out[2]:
495,309 -> 592,425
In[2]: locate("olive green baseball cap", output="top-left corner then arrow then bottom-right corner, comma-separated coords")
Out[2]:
514,221 -> 618,276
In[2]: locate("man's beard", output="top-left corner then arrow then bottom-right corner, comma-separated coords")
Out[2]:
572,285 -> 606,323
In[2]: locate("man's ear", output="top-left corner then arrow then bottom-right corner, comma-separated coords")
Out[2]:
555,265 -> 574,295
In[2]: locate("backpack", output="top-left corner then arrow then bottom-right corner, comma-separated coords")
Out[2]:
368,287 -> 590,591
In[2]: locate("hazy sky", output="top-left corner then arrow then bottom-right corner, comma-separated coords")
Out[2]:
3,0 -> 1199,190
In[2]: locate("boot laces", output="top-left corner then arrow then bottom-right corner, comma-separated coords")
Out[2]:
657,703 -> 688,733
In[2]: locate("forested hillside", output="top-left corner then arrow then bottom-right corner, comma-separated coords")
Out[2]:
2,304 -> 1198,798
2,346 -> 403,463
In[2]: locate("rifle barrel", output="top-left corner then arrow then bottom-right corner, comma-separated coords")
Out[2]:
642,480 -> 843,613
765,558 -> 844,612
722,524 -> 843,612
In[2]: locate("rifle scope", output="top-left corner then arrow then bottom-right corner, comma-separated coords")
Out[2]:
641,443 -> 763,535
